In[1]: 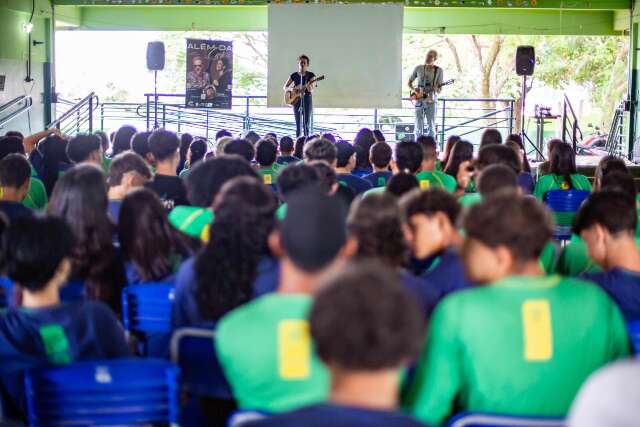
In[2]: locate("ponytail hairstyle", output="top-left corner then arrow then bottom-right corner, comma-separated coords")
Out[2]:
550,142 -> 577,188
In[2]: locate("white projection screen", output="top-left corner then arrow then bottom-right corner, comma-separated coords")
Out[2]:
267,4 -> 403,109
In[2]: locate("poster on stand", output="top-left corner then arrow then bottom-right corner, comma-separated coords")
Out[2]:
185,39 -> 233,109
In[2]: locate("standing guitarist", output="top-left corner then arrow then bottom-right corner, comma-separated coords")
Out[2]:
283,55 -> 316,137
408,49 -> 443,139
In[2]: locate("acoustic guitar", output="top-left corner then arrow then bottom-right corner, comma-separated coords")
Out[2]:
410,79 -> 455,106
284,75 -> 325,106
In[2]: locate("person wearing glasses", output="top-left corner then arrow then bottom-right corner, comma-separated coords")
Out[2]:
187,56 -> 211,91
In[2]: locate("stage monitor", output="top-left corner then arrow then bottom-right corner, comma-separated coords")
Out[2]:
267,4 -> 403,109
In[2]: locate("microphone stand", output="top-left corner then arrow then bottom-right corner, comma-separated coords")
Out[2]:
298,70 -> 307,137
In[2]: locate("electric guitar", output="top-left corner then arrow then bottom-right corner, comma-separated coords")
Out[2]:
410,79 -> 455,105
284,75 -> 325,106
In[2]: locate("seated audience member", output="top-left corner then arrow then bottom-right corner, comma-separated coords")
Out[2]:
256,138 -> 279,187
534,142 -> 591,200
393,140 -> 423,176
216,189 -> 357,413
172,176 -> 278,329
308,161 -> 340,196
0,135 -> 48,210
111,125 -> 137,157
243,130 -> 260,145
335,141 -> 372,196
352,128 -> 375,177
321,133 -> 337,143
304,137 -> 338,166
364,141 -> 393,188
106,151 -> 152,225
131,131 -> 155,167
95,131 -> 112,172
415,136 -> 456,193
537,138 -> 562,177
373,128 -> 386,142
276,136 -> 300,166
505,134 -> 535,194
348,194 -> 437,317
593,155 -> 628,191
575,191 -> 640,321
477,164 -> 520,197
478,127 -> 502,150
224,138 -> 255,163
0,215 -> 130,416
404,193 -> 630,425
568,360 -> 640,427
386,173 -> 419,198
443,139 -> 473,192
179,138 -> 207,178
276,163 -> 321,220
264,132 -> 278,143
441,135 -> 461,169
119,188 -> 187,284
400,188 -> 470,302
216,129 -> 232,141
66,134 -> 103,166
215,135 -> 233,157
48,164 -> 127,313
38,134 -> 72,196
247,262 -> 426,427
144,129 -> 189,209
0,154 -> 34,221
294,135 -> 306,159
177,132 -> 193,174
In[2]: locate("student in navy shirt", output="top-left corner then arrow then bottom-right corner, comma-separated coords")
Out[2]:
347,193 -> 437,318
247,261 -> 427,427
172,176 -> 278,329
276,136 -> 300,166
575,191 -> 640,321
400,188 -> 471,301
335,141 -> 372,196
364,141 -> 393,188
0,154 -> 34,222
0,215 -> 130,418
106,151 -> 152,226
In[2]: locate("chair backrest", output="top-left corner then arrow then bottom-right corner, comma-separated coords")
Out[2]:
447,413 -> 565,427
122,283 -> 175,335
627,321 -> 640,354
0,277 -> 12,308
24,359 -> 180,426
545,190 -> 590,240
227,410 -> 268,427
170,327 -> 234,399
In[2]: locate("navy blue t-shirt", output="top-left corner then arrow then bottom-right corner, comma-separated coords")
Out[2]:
246,404 -> 428,427
171,255 -> 280,329
364,171 -> 393,188
276,155 -> 301,166
0,301 -> 131,415
582,268 -> 640,321
352,167 -> 373,178
518,172 -> 535,195
413,249 -> 472,302
337,173 -> 372,196
0,201 -> 33,223
400,270 -> 438,319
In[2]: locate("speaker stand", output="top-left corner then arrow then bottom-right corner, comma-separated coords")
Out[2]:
153,70 -> 159,129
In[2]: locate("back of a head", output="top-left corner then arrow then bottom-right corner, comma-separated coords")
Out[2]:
477,144 -> 520,173
281,188 -> 347,272
373,129 -> 385,142
353,128 -> 376,170
601,171 -> 636,199
107,151 -> 151,188
416,135 -> 437,161
4,131 -> 24,140
186,155 -> 258,207
464,193 -> 552,261
148,129 -> 179,163
113,125 -> 137,156
279,136 -> 294,154
322,133 -> 337,143
40,134 -> 70,196
546,138 -> 563,158
131,131 -> 152,159
189,138 -> 208,164
95,131 -> 110,153
442,135 -> 461,165
335,141 -> 355,168
347,193 -> 407,268
255,139 -> 277,167
4,215 -> 74,293
215,129 -> 232,141
224,138 -> 255,163
395,141 -> 423,174
180,133 -> 194,157
304,137 -> 337,164
400,187 -> 461,226
574,190 -> 637,236
215,136 -> 233,157
243,130 -> 260,145
67,134 -> 101,164
443,139 -> 473,177
294,136 -> 306,159
308,160 -> 338,194
0,154 -> 32,190
277,163 -> 319,198
310,260 -> 423,370
478,164 -> 519,197
596,155 -> 628,183
0,136 -> 25,160
370,141 -> 392,169
505,133 -> 523,148
386,173 -> 419,198
550,142 -> 577,180
49,164 -> 109,219
479,128 -> 503,149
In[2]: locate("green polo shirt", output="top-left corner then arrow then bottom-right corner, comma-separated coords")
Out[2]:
533,173 -> 592,200
415,170 -> 457,193
216,294 -> 330,413
403,275 -> 629,426
23,176 -> 47,210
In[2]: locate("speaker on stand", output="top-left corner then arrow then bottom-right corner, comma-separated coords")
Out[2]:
147,41 -> 165,130
515,46 -> 544,161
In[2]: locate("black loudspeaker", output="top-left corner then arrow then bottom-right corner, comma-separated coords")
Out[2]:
515,46 -> 535,76
147,41 -> 165,71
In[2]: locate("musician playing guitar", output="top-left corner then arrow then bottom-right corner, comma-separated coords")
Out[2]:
283,54 -> 316,137
408,49 -> 444,139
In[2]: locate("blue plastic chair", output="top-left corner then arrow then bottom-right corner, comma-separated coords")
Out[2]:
447,412 -> 564,427
0,277 -> 12,308
545,190 -> 590,241
170,328 -> 234,400
24,359 -> 180,426
627,321 -> 640,354
122,283 -> 175,356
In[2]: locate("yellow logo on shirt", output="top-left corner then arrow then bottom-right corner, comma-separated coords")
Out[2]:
420,180 -> 430,190
264,174 -> 273,185
522,299 -> 553,361
560,181 -> 570,190
278,320 -> 311,379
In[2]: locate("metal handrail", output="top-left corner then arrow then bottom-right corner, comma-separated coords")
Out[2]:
0,96 -> 33,130
605,101 -> 625,157
562,94 -> 583,152
49,92 -> 99,132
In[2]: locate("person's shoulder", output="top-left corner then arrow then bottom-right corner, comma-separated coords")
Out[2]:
75,300 -> 119,321
218,294 -> 311,333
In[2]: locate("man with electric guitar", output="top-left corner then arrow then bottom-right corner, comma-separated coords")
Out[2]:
408,49 -> 452,139
283,55 -> 325,137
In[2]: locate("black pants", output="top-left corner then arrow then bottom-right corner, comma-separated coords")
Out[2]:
293,96 -> 312,137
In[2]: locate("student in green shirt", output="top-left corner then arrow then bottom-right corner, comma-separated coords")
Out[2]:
216,190 -> 357,413
178,138 -> 207,179
275,163 -> 320,221
534,142 -> 591,200
415,135 -> 456,193
256,138 -> 278,190
404,193 -> 629,426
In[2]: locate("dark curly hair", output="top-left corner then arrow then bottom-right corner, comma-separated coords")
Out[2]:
195,176 -> 277,320
347,193 -> 408,268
